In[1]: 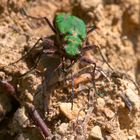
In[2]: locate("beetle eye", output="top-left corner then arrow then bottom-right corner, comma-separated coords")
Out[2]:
67,31 -> 73,35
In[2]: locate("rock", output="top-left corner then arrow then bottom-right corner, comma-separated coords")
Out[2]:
0,71 -> 5,79
59,103 -> 85,120
89,125 -> 103,140
136,129 -> 140,138
97,97 -> 105,110
128,135 -> 136,140
58,123 -> 68,135
79,0 -> 103,10
10,107 -> 29,133
24,90 -> 33,102
124,80 -> 140,110
103,108 -> 115,119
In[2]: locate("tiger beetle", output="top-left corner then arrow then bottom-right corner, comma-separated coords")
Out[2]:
4,12 -> 112,109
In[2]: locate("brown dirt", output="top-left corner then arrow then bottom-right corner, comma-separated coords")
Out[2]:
0,0 -> 140,140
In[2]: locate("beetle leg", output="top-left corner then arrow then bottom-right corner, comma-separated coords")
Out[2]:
58,58 -> 76,109
61,57 -> 67,73
87,24 -> 97,35
70,70 -> 75,109
42,60 -> 63,113
61,57 -> 81,73
82,45 -> 114,71
43,17 -> 57,33
19,52 -> 43,78
80,57 -> 110,82
21,46 -> 60,79
80,57 -> 98,93
1,38 -> 43,71
21,8 -> 56,34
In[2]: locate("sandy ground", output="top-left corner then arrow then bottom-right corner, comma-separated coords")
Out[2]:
0,0 -> 140,140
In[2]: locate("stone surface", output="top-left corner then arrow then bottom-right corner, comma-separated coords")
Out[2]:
123,80 -> 140,110
59,103 -> 85,120
97,97 -> 105,110
80,0 -> 103,10
89,125 -> 103,140
103,108 -> 115,119
58,123 -> 68,135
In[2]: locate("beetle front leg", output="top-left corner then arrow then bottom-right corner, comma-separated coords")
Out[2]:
87,24 -> 97,35
21,8 -> 56,34
80,57 -> 98,93
82,44 -> 113,71
80,56 -> 111,82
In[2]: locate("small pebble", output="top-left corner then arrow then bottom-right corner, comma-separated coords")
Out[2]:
89,125 -> 103,140
97,97 -> 105,109
104,108 -> 115,119
59,103 -> 85,120
128,135 -> 136,140
10,107 -> 29,133
122,79 -> 140,110
80,0 -> 103,10
125,88 -> 140,110
58,123 -> 68,135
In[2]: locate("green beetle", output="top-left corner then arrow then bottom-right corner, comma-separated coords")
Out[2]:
3,12 -> 96,77
54,13 -> 87,57
4,12 -> 97,109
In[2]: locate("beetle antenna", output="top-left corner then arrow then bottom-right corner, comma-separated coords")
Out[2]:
21,8 -> 57,33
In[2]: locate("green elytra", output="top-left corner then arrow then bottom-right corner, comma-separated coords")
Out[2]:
54,13 -> 87,57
